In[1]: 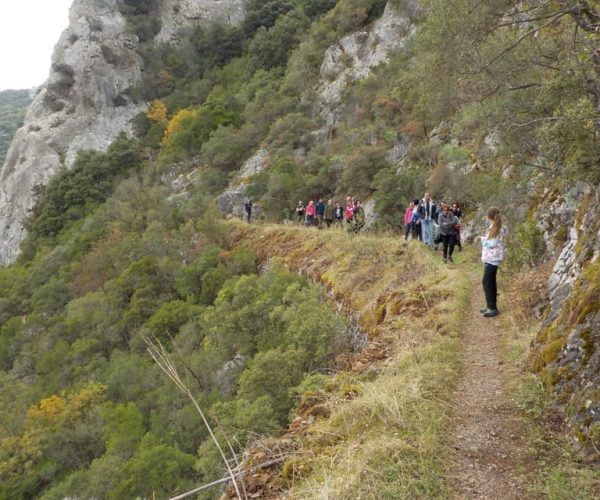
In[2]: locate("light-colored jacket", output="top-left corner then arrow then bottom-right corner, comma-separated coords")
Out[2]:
481,227 -> 506,266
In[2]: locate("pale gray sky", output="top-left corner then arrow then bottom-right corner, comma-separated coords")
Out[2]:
0,0 -> 73,91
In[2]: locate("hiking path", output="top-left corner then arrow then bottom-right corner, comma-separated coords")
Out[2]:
449,269 -> 537,499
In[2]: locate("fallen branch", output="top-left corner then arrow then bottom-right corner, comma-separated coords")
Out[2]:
169,457 -> 286,500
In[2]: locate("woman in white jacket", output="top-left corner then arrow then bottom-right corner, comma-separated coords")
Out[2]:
480,207 -> 505,317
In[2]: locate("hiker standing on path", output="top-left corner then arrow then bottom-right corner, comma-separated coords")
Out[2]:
452,202 -> 463,251
352,201 -> 365,232
480,206 -> 505,318
410,199 -> 422,241
306,200 -> 317,226
244,200 -> 253,223
418,192 -> 437,247
324,199 -> 335,228
334,201 -> 344,226
345,197 -> 355,227
316,199 -> 326,227
296,201 -> 305,224
438,203 -> 459,263
404,200 -> 414,240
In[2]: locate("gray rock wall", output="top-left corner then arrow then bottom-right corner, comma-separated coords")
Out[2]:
316,1 -> 417,130
532,182 -> 600,454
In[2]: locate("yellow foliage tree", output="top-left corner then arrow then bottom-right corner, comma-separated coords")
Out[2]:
162,108 -> 197,147
146,100 -> 168,125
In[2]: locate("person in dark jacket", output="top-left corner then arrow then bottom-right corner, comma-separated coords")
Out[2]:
244,200 -> 252,223
451,202 -> 463,251
334,201 -> 344,225
410,199 -> 422,241
352,201 -> 365,232
437,203 -> 459,262
316,199 -> 326,227
324,199 -> 335,227
296,201 -> 305,223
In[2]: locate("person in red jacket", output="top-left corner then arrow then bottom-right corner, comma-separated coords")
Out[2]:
306,200 -> 317,226
345,198 -> 354,226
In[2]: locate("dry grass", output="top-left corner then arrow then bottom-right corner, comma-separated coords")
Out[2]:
226,221 -> 472,498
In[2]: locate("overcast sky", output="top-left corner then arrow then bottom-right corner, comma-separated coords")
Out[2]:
0,0 -> 73,91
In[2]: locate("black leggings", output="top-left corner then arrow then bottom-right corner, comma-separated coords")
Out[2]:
441,234 -> 455,258
482,263 -> 498,310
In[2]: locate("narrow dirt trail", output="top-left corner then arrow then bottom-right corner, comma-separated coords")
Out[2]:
449,270 -> 536,499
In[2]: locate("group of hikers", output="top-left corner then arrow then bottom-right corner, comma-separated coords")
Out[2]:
295,197 -> 366,232
403,193 -> 505,317
244,192 -> 505,318
403,192 -> 463,263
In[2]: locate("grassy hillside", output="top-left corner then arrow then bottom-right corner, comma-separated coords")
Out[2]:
0,89 -> 31,166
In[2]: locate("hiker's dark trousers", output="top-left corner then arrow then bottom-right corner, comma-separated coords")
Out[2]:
482,263 -> 498,310
442,234 -> 455,258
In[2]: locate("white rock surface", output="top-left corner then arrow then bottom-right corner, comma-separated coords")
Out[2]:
316,2 -> 417,129
156,0 -> 244,44
239,148 -> 270,180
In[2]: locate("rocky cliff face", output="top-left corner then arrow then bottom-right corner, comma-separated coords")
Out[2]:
532,182 -> 600,454
316,1 -> 417,131
0,0 -> 243,265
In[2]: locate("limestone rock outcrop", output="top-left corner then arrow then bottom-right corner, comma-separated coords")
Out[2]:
316,1 -> 418,130
532,182 -> 600,454
156,0 -> 244,43
0,0 -> 244,265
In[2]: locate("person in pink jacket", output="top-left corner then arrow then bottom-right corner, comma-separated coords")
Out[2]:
306,200 -> 316,226
404,200 -> 415,240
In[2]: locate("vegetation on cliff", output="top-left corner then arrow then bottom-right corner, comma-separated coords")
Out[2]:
0,89 -> 31,166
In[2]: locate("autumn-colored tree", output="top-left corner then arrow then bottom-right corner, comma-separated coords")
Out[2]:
161,108 -> 197,146
145,99 -> 168,125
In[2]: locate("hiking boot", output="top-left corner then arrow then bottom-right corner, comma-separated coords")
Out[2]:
448,255 -> 454,263
483,308 -> 499,317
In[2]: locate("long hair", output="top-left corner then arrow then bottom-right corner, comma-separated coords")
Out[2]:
486,206 -> 502,238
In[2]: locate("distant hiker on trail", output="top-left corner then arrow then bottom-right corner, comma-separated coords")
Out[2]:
324,199 -> 335,227
334,200 -> 344,225
438,203 -> 459,263
296,201 -> 305,223
404,200 -> 414,240
244,200 -> 252,223
418,192 -> 437,247
410,199 -> 422,241
352,201 -> 365,232
345,198 -> 354,226
452,202 -> 463,251
480,206 -> 505,318
316,198 -> 326,227
306,200 -> 316,226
